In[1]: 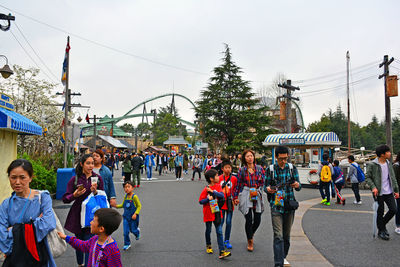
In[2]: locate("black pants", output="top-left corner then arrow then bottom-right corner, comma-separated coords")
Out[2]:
244,208 -> 261,240
377,193 -> 397,231
351,183 -> 361,202
319,181 -> 331,202
192,167 -> 201,179
124,172 -> 131,183
175,166 -> 182,178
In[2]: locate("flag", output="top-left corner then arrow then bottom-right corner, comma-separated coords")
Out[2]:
42,127 -> 48,137
61,38 -> 70,86
61,118 -> 65,127
85,114 -> 90,123
60,132 -> 65,144
61,102 -> 66,111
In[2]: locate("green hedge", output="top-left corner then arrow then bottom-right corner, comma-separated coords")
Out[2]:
21,153 -> 57,193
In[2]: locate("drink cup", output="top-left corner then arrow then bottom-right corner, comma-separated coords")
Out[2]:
91,176 -> 98,185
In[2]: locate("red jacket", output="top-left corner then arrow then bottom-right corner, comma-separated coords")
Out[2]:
219,174 -> 238,211
199,184 -> 223,222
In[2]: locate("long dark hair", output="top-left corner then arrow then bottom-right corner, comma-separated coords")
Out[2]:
7,159 -> 34,177
242,149 -> 255,168
75,154 -> 93,177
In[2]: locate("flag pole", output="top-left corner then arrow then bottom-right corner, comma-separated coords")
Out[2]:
63,36 -> 70,168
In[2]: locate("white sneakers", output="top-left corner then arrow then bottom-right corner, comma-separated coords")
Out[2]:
353,200 -> 362,205
176,178 -> 183,181
284,258 -> 290,266
395,227 -> 400,235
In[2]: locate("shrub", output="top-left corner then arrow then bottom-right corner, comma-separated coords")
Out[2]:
21,153 -> 57,193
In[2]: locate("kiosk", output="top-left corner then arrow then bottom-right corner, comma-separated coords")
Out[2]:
263,132 -> 341,185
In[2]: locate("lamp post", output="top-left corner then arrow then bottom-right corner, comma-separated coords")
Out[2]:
0,55 -> 13,78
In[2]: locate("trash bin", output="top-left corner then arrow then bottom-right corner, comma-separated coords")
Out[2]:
56,168 -> 75,199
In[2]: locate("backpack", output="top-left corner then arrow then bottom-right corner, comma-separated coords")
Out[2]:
351,163 -> 365,183
320,163 -> 332,182
333,166 -> 344,185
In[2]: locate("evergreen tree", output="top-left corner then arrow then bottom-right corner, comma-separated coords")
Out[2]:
195,44 -> 272,154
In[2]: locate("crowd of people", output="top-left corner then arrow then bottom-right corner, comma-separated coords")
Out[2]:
2,143 -> 400,266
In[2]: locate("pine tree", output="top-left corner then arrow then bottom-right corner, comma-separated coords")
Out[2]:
195,44 -> 272,154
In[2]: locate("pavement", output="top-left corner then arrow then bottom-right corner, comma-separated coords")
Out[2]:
52,169 -> 400,267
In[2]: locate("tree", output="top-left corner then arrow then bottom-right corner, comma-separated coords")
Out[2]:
120,123 -> 134,134
195,44 -> 272,154
0,65 -> 64,155
136,122 -> 151,138
151,103 -> 187,146
258,72 -> 287,107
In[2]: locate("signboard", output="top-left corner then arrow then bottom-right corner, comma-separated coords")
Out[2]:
0,93 -> 15,111
279,138 -> 305,145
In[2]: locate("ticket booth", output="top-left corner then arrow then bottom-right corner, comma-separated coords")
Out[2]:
0,93 -> 42,202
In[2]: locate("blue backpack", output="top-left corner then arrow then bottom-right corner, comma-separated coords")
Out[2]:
351,163 -> 365,183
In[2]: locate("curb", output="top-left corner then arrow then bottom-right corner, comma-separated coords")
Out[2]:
288,193 -> 370,266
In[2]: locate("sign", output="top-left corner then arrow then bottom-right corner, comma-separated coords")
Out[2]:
0,93 -> 15,111
279,138 -> 305,145
387,75 -> 398,97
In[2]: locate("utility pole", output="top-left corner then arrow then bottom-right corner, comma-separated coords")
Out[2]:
347,51 -> 351,155
379,55 -> 394,153
111,114 -> 114,137
63,36 -> 70,168
93,115 -> 97,151
278,80 -> 300,133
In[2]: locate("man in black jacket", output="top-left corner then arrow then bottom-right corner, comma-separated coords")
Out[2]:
131,153 -> 143,187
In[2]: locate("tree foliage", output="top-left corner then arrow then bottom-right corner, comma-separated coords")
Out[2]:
195,44 -> 272,154
0,65 -> 64,155
151,104 -> 187,146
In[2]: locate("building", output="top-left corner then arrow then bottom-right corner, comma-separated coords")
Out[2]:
163,136 -> 189,154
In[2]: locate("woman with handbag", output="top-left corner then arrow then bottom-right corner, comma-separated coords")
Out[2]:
62,154 -> 104,267
233,150 -> 265,252
0,159 -> 57,266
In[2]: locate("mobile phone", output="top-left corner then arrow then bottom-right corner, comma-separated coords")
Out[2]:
77,184 -> 84,190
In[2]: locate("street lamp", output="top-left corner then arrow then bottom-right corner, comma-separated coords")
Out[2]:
0,55 -> 13,78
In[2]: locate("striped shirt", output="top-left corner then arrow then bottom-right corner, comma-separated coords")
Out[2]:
233,165 -> 265,199
66,235 -> 122,267
265,163 -> 301,214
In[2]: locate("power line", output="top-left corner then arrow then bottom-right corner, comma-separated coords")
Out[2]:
9,29 -> 57,83
14,21 -> 59,82
0,4 -> 209,76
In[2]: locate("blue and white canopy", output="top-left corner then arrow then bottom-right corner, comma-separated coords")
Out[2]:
0,107 -> 42,135
263,132 -> 341,147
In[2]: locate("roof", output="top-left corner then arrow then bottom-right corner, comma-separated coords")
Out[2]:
146,146 -> 169,153
163,136 -> 189,145
98,135 -> 127,148
0,107 -> 42,135
118,139 -> 135,149
263,132 -> 341,146
81,117 -> 130,137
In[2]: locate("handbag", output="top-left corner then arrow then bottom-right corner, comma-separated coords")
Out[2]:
284,199 -> 299,211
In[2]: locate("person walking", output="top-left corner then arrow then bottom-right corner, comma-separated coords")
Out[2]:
93,149 -> 117,207
265,146 -> 301,267
233,149 -> 265,252
192,154 -> 203,181
183,154 -> 189,175
131,153 -> 143,188
347,155 -> 362,205
122,153 -> 133,183
175,152 -> 184,181
365,144 -> 399,240
145,152 -> 155,180
317,153 -> 334,206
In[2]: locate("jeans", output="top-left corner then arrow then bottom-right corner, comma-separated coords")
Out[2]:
221,210 -> 233,241
158,165 -> 163,175
396,198 -> 400,227
132,170 -> 141,186
175,166 -> 182,178
319,181 -> 330,202
123,216 -> 140,246
244,208 -> 261,240
205,221 -> 224,252
352,183 -> 361,202
377,193 -> 397,231
192,167 -> 201,179
271,210 -> 295,267
330,181 -> 336,198
146,166 -> 152,178
75,230 -> 94,266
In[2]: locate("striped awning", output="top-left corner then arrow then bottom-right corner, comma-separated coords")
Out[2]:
263,132 -> 341,146
0,107 -> 42,135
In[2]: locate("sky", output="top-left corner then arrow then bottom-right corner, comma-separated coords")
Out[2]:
1,0 -> 400,131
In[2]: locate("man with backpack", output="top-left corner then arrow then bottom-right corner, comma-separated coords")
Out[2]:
366,145 -> 399,240
317,153 -> 333,206
347,155 -> 363,205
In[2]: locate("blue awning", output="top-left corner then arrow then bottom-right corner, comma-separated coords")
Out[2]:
263,132 -> 341,146
0,107 -> 42,135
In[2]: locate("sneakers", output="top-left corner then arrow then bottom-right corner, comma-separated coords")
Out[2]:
206,245 -> 213,254
284,258 -> 291,266
135,228 -> 141,240
180,178 -> 183,181
137,185 -> 140,188
324,202 -> 331,206
395,227 -> 400,235
378,231 -> 390,240
224,240 -> 232,249
218,250 -> 231,259
353,200 -> 362,205
321,198 -> 327,204
176,178 -> 179,181
123,244 -> 131,250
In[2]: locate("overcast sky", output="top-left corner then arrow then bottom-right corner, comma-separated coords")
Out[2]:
1,0 -> 400,131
